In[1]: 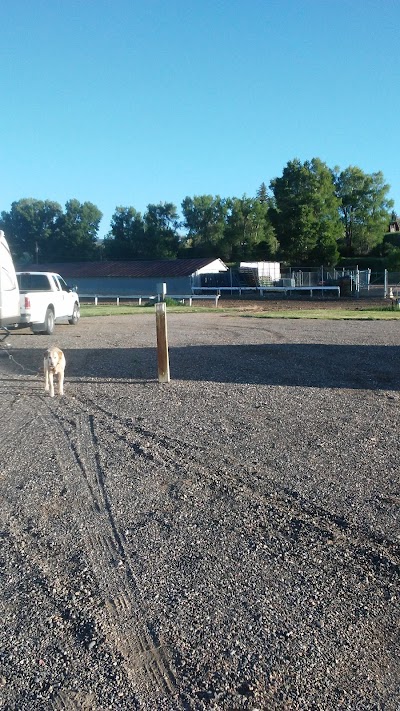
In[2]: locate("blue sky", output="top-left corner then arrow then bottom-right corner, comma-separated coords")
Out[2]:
1,0 -> 399,238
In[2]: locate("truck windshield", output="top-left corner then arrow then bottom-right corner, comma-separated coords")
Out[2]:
17,274 -> 51,291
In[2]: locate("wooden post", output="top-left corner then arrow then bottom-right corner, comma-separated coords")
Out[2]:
155,302 -> 170,383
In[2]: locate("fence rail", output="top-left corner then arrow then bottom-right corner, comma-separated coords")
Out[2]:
78,269 -> 400,304
79,293 -> 221,307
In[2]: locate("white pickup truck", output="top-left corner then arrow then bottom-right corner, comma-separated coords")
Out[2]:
16,271 -> 80,335
0,230 -> 80,336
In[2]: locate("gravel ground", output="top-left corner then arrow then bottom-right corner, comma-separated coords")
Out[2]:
0,308 -> 399,710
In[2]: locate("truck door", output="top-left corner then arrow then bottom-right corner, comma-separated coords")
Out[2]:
52,274 -> 70,316
0,231 -> 20,326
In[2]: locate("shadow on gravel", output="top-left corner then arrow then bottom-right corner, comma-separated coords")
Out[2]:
1,343 -> 399,390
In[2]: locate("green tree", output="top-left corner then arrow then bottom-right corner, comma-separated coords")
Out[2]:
103,207 -> 145,259
334,167 -> 394,256
383,243 -> 400,270
54,199 -> 103,261
0,198 -> 62,261
222,196 -> 277,261
256,182 -> 269,204
143,202 -> 180,258
0,198 -> 102,262
270,158 -> 341,265
104,203 -> 180,259
181,195 -> 228,257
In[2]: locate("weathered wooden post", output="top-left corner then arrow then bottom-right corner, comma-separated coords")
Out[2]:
155,302 -> 170,383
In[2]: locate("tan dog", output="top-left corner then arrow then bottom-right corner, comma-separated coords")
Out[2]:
44,347 -> 66,397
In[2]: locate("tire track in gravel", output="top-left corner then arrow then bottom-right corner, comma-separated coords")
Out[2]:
47,641 -> 139,709
50,690 -> 97,711
0,386 -> 44,452
0,384 -> 176,704
71,393 -> 400,586
0,417 -> 37,451
0,375 -> 43,416
1,502 -> 138,711
40,403 -> 181,707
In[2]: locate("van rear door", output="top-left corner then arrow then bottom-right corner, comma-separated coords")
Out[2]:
0,230 -> 20,326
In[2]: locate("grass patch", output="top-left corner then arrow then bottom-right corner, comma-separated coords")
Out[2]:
79,303 -> 400,320
241,309 -> 400,320
80,303 -> 220,317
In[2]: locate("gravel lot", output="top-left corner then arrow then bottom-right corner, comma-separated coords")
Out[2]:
0,308 -> 399,710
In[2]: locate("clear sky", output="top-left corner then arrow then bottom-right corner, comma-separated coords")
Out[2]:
1,0 -> 399,238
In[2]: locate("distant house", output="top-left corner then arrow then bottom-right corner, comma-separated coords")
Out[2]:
17,258 -> 228,296
389,218 -> 400,233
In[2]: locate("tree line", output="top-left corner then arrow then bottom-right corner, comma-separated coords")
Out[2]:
0,158 -> 396,267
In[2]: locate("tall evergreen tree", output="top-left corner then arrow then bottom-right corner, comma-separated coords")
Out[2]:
256,182 -> 268,204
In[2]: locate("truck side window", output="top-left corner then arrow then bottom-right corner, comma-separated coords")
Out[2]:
52,276 -> 61,291
57,276 -> 70,292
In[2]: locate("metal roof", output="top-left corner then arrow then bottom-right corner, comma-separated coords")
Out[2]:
16,258 -> 226,279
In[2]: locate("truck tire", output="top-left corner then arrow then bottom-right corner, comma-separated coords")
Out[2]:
41,308 -> 55,335
68,303 -> 80,325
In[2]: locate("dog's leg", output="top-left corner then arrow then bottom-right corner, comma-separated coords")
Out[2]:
58,369 -> 64,396
44,362 -> 50,393
48,370 -> 55,398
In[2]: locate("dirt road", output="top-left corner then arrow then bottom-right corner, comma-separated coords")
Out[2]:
0,312 -> 399,709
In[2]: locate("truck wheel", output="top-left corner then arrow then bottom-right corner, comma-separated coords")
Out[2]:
43,308 -> 55,335
68,303 -> 80,325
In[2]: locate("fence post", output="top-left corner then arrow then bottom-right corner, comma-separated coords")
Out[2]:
155,302 -> 170,383
384,269 -> 388,299
355,266 -> 360,297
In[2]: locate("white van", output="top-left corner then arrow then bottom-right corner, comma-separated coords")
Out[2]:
0,230 -> 21,328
